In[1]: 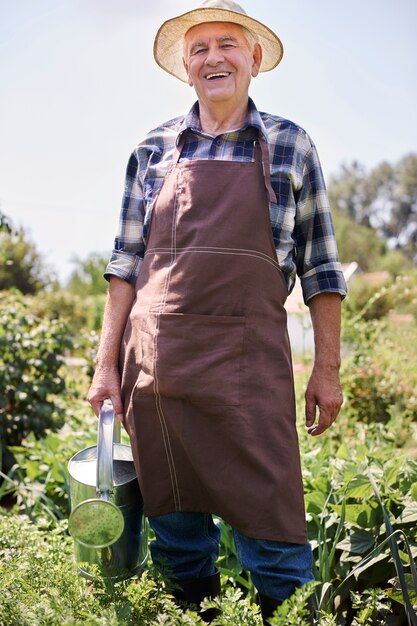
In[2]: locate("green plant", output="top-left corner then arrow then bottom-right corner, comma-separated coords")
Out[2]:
0,291 -> 74,471
268,582 -> 319,625
301,415 -> 417,621
0,513 -> 267,626
368,468 -> 417,625
350,588 -> 391,625
202,588 -> 262,625
1,400 -> 97,521
216,518 -> 255,598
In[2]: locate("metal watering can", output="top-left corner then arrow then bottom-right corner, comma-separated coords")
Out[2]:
68,404 -> 148,580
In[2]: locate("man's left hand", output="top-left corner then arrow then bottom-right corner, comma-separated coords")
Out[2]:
305,366 -> 343,436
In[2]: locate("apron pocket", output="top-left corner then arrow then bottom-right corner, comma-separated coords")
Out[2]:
138,313 -> 245,406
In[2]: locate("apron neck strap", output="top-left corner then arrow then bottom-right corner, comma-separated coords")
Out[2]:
259,138 -> 278,205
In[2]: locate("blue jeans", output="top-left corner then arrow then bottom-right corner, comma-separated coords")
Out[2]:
149,512 -> 314,601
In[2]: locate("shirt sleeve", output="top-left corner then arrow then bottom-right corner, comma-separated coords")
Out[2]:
104,150 -> 146,285
294,143 -> 347,304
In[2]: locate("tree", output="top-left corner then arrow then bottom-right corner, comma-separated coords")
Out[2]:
384,154 -> 417,258
328,161 -> 372,225
66,251 -> 110,296
0,209 -> 51,293
332,208 -> 387,272
328,153 -> 417,263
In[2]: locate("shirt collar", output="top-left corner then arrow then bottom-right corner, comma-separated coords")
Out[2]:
176,98 -> 269,144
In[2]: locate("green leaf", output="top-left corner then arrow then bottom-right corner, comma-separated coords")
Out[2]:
385,574 -> 417,606
25,460 -> 42,481
305,492 -> 329,517
347,550 -> 390,581
336,529 -> 375,554
345,475 -> 374,499
411,483 -> 417,502
335,442 -> 351,460
332,502 -> 380,528
396,501 -> 417,524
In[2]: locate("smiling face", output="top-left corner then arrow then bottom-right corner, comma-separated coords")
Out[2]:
183,21 -> 262,111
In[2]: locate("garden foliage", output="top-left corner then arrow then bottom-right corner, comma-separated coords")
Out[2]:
1,271 -> 417,623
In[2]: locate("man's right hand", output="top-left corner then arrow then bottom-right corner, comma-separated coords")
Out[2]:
87,366 -> 125,422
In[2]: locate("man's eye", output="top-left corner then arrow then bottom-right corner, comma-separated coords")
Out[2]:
221,43 -> 235,49
192,47 -> 207,55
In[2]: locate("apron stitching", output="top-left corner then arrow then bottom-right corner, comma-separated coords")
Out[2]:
146,246 -> 282,273
146,245 -> 278,264
151,168 -> 182,512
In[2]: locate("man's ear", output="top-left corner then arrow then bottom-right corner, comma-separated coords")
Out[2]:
183,58 -> 193,86
251,42 -> 262,78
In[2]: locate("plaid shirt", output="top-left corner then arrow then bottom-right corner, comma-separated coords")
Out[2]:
105,99 -> 347,303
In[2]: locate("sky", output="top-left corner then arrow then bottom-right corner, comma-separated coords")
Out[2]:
1,0 -> 416,283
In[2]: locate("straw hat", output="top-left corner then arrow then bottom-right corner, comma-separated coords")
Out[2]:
153,0 -> 284,83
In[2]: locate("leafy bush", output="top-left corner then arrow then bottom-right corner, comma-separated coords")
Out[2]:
29,289 -> 106,336
344,275 -> 394,320
342,273 -> 417,424
344,271 -> 417,321
342,317 -> 417,423
0,291 -> 73,471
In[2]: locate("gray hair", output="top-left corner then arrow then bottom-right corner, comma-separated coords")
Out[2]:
241,25 -> 259,51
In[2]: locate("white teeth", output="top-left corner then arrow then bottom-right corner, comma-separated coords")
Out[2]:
206,72 -> 230,80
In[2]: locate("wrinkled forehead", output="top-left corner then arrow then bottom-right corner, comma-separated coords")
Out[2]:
184,21 -> 246,46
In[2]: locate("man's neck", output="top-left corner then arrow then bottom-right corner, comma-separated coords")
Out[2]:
198,99 -> 249,135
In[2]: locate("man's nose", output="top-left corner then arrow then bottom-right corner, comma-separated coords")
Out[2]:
205,45 -> 225,65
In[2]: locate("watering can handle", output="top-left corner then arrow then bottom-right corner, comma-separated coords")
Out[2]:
97,403 -> 120,498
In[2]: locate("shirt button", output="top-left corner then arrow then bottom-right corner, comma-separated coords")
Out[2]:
216,140 -> 222,146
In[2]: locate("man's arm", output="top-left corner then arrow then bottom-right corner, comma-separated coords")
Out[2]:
305,292 -> 343,436
87,276 -> 135,422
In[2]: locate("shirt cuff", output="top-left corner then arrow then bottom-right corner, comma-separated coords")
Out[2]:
104,251 -> 143,286
301,263 -> 348,304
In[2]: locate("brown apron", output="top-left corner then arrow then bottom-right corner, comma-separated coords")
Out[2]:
120,134 -> 307,543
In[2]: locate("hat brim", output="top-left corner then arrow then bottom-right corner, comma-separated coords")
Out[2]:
153,7 -> 284,83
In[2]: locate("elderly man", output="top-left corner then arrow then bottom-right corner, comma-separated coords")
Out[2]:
88,1 -> 347,623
